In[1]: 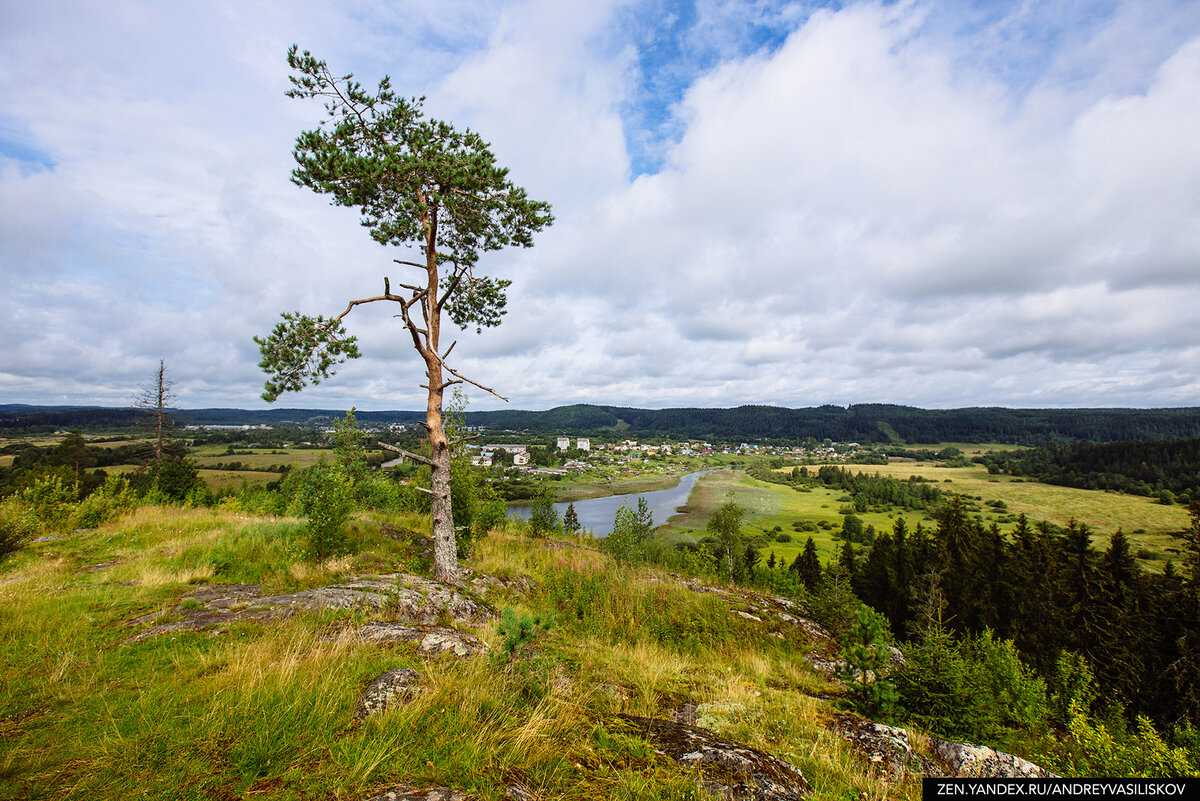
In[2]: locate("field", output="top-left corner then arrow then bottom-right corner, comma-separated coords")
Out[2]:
662,459 -> 1192,569
189,445 -> 324,470
850,461 -> 1188,548
663,469 -> 931,563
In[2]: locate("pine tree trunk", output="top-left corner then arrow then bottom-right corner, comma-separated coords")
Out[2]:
423,209 -> 459,586
426,374 -> 458,585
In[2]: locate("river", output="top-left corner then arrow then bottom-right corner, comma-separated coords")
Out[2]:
507,468 -> 721,536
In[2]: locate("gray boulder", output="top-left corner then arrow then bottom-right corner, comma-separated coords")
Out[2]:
829,713 -> 1057,780
356,668 -> 421,719
618,714 -> 811,800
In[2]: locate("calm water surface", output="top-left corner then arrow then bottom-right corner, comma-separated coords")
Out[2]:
507,468 -> 721,536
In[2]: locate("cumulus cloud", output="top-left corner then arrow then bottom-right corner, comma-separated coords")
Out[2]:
0,1 -> 1198,410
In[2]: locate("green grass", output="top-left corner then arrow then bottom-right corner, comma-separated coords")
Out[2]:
665,470 -> 929,564
198,468 -> 286,490
0,505 -> 914,801
661,460 -> 1191,569
191,448 -> 323,470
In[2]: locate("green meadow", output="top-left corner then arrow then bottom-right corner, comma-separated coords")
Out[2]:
662,459 -> 1192,568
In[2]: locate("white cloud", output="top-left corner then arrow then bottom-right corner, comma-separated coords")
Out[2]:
1,1 -> 1198,411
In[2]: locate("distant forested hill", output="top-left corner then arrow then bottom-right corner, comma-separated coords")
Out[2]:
459,403 -> 1200,444
3,402 -> 1199,444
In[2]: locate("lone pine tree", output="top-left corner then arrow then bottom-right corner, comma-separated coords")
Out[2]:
255,47 -> 552,584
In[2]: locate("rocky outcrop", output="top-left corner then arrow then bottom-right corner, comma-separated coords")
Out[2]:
356,668 -> 421,719
829,714 -> 1057,780
676,578 -> 837,654
829,714 -> 939,781
126,574 -> 494,645
363,785 -> 534,801
618,714 -> 811,800
364,788 -> 473,801
343,622 -> 487,658
928,737 -> 1057,779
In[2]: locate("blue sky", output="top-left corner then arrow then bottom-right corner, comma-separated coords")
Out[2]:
2,0 -> 1199,411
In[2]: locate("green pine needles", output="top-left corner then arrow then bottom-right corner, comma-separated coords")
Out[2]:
255,46 -> 552,584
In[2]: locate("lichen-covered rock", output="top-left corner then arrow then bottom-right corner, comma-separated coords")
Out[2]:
829,713 -> 938,781
356,668 -> 421,719
385,574 -> 493,625
349,622 -> 488,657
829,713 -> 1057,780
125,607 -> 282,643
618,714 -> 811,800
127,574 -> 493,642
927,737 -> 1057,778
364,787 -> 474,801
255,579 -> 398,613
461,568 -> 537,599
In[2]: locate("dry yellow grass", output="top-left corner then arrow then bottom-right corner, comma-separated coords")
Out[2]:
859,462 -> 1189,541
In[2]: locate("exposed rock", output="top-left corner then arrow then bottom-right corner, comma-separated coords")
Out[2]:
384,574 -> 493,625
364,788 -> 474,801
618,714 -> 811,800
255,579 -> 398,614
356,668 -> 421,719
126,574 -> 494,642
928,737 -> 1057,779
186,584 -> 262,608
672,703 -> 699,726
460,567 -> 537,598
829,713 -> 937,781
804,654 -> 845,678
77,560 -> 118,573
503,783 -> 537,800
125,608 -> 282,643
829,713 -> 1057,780
347,622 -> 488,658
677,578 -> 836,650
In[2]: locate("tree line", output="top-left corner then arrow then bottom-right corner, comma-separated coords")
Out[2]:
7,402 -> 1200,445
978,438 -> 1200,503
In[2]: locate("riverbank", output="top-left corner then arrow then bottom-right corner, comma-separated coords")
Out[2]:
546,469 -> 693,502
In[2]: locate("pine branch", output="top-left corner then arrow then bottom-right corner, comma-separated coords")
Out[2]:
378,441 -> 435,468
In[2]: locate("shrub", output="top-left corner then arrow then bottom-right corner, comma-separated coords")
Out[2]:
474,485 -> 508,537
0,499 -> 39,564
775,532 -> 792,543
70,475 -> 136,529
295,461 -> 352,565
1045,707 -> 1199,777
528,493 -> 560,538
19,474 -> 74,529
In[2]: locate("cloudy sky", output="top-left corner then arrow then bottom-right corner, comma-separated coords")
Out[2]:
2,0 -> 1199,412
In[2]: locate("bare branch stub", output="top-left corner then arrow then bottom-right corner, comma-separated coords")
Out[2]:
443,362 -> 508,402
378,441 -> 435,468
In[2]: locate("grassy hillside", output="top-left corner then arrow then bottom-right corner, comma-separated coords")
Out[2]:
1,505 -> 904,801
